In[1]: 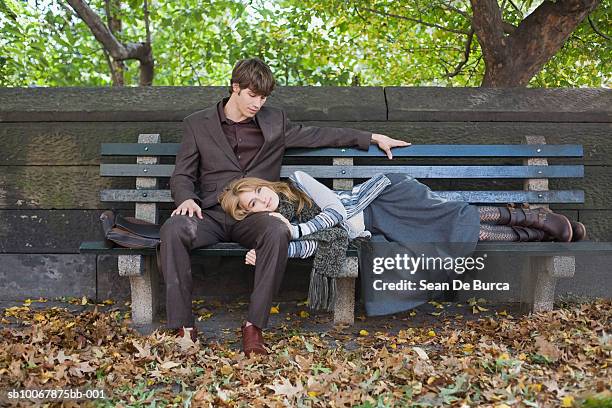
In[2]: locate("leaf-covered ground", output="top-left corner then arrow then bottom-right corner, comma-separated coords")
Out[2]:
0,297 -> 610,407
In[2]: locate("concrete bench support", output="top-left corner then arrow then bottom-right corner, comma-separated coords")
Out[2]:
334,256 -> 359,325
518,135 -> 575,314
118,254 -> 158,325
521,255 -> 575,313
332,156 -> 358,325
117,134 -> 161,326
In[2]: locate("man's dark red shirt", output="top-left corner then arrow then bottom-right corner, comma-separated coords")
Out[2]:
217,97 -> 264,169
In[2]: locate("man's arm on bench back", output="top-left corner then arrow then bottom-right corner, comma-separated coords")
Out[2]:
282,110 -> 372,151
282,111 -> 410,159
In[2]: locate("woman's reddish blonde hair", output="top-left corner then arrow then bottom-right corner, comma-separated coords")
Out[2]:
218,177 -> 313,221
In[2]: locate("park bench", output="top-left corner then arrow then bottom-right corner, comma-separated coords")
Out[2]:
80,133 -> 612,327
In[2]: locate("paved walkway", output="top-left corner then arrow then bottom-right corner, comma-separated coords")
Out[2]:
1,296 -> 521,351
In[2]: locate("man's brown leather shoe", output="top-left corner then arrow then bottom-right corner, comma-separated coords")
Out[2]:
241,323 -> 267,356
176,326 -> 198,342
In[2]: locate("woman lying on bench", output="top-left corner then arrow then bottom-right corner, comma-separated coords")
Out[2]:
220,171 -> 586,245
218,171 -> 586,314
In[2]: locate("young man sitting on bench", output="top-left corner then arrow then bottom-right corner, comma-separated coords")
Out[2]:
160,57 -> 408,355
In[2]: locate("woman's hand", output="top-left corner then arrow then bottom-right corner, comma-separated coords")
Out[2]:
245,249 -> 256,266
268,212 -> 292,233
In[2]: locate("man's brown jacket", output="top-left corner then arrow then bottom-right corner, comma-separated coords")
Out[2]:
170,103 -> 372,210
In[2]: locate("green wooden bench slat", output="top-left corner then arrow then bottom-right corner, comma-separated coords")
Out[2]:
101,143 -> 583,158
79,240 -> 612,256
78,241 -> 359,257
281,165 -> 583,179
286,145 -> 584,158
471,241 -> 612,254
440,190 -> 584,203
100,189 -> 584,204
100,164 -> 583,179
100,164 -> 174,177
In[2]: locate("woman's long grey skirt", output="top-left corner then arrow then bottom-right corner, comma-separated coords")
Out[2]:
358,173 -> 480,316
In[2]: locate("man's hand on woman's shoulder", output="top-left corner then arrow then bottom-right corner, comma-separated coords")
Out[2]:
371,133 -> 411,160
171,198 -> 204,219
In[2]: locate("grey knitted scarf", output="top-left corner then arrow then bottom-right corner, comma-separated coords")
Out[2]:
276,198 -> 349,311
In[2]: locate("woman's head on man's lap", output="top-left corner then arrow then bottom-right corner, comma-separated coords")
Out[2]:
218,177 -> 312,220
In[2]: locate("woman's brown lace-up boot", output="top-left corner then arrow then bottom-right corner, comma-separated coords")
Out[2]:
511,226 -> 546,242
499,206 -> 573,242
541,220 -> 588,242
569,221 -> 588,241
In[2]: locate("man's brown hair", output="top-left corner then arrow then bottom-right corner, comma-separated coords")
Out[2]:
229,58 -> 275,97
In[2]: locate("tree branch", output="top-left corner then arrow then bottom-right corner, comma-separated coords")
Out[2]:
101,0 -> 125,85
358,6 -> 470,35
506,0 -> 524,17
66,0 -> 127,58
467,55 -> 483,83
588,15 -> 611,41
188,62 -> 202,86
475,0 -> 601,86
506,0 -> 601,83
353,5 -> 368,23
67,0 -> 154,85
501,21 -> 517,35
143,0 -> 151,44
102,48 -> 118,85
104,0 -> 112,33
399,45 -> 465,53
470,0 -> 507,61
446,29 -> 475,78
66,0 -> 148,61
438,2 -> 471,20
57,2 -> 77,18
438,1 -> 516,34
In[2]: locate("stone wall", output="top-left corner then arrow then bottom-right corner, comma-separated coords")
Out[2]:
1,87 -> 610,303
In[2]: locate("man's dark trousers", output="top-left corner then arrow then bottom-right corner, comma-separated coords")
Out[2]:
160,204 -> 290,330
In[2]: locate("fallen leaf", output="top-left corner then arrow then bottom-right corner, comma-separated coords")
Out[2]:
267,377 -> 304,398
220,364 -> 233,376
413,347 -> 430,360
160,361 -> 181,370
535,336 -> 561,362
561,395 -> 574,407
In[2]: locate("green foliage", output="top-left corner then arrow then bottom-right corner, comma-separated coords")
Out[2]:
0,0 -> 110,86
278,0 -> 610,87
0,0 -> 609,87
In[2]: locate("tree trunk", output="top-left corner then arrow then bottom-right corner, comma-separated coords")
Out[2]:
138,43 -> 154,86
106,0 -> 124,86
471,0 -> 601,87
67,0 -> 154,86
